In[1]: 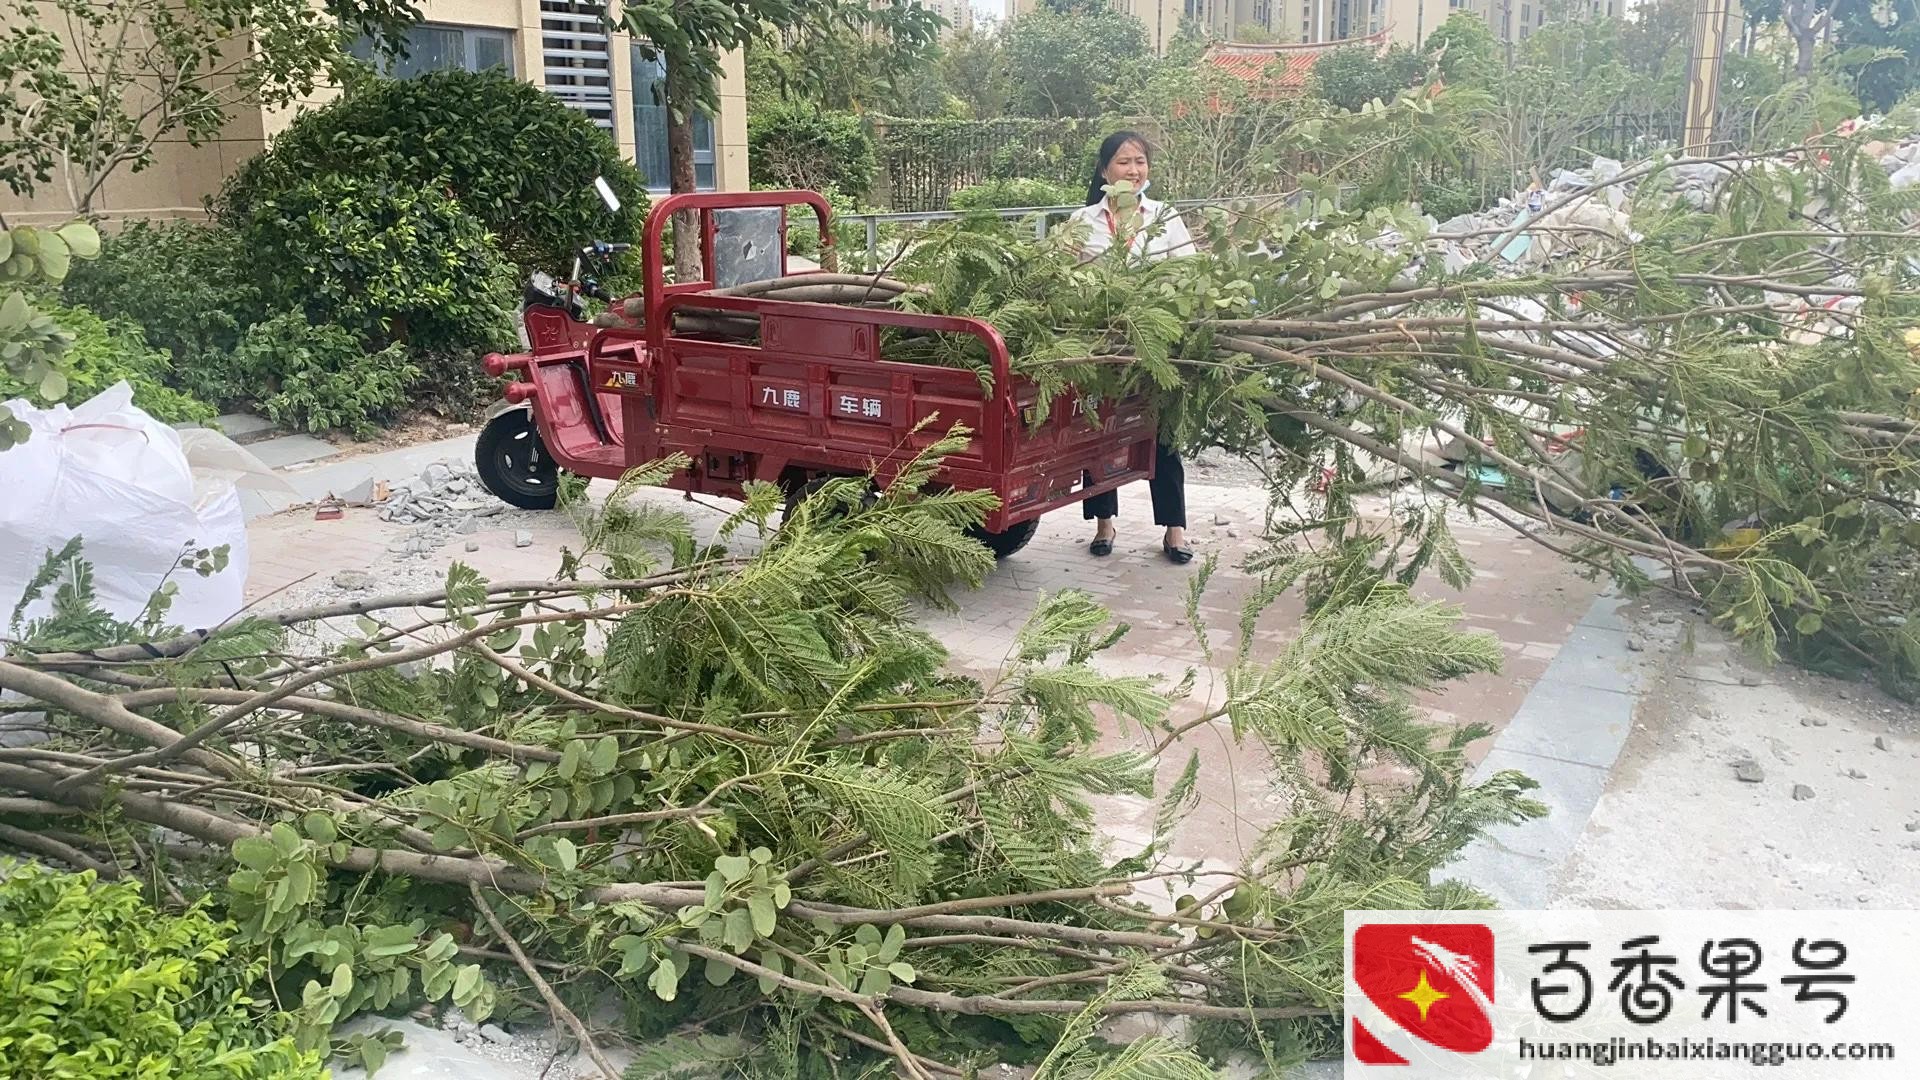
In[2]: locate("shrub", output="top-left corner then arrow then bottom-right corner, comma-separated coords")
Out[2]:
218,69 -> 647,274
61,220 -> 256,372
1416,172 -> 1495,222
949,177 -> 1080,211
748,102 -> 878,198
241,175 -> 518,356
0,861 -> 326,1080
0,303 -> 214,423
1310,43 -> 1430,111
229,312 -> 419,437
410,345 -> 506,419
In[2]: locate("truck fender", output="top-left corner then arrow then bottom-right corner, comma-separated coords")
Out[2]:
483,398 -> 530,424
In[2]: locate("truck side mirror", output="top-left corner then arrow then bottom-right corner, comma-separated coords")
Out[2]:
594,176 -> 621,213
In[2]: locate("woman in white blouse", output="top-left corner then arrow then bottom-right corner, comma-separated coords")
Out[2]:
1066,130 -> 1196,564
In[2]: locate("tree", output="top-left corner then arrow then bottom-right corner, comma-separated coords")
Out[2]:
0,0 -> 418,218
619,1 -> 942,277
1423,12 -> 1499,88
1825,0 -> 1919,109
938,26 -> 1013,119
1003,7 -> 1154,118
747,18 -> 951,116
1310,44 -> 1431,111
1743,0 -> 1915,109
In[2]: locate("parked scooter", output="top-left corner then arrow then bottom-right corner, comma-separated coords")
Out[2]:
479,178 -> 632,509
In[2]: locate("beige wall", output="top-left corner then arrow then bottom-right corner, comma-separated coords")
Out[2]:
0,4 -> 268,225
0,0 -> 750,228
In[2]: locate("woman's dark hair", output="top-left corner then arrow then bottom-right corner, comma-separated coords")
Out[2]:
1085,130 -> 1152,206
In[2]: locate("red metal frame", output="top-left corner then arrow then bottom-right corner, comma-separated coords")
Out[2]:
484,190 -> 1155,535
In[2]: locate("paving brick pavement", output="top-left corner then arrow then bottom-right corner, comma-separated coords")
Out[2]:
245,475 -> 1602,891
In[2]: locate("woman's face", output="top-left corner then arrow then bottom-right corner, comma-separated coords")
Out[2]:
1102,141 -> 1150,195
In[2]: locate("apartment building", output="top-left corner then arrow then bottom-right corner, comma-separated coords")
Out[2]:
920,0 -> 979,39
0,0 -> 750,226
1010,0 -> 1189,52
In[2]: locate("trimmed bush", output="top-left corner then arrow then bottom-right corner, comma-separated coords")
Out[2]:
228,312 -> 419,438
949,177 -> 1080,211
0,861 -> 325,1080
61,220 -> 256,373
240,175 -> 517,356
748,102 -> 878,198
218,69 -> 648,273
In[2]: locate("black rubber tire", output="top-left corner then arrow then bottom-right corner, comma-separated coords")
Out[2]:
967,519 -> 1040,560
475,408 -> 560,510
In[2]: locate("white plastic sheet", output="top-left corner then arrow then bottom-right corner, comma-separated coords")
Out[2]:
0,383 -> 280,632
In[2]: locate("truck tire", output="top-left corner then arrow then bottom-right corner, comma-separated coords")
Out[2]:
475,408 -> 559,510
967,519 -> 1039,560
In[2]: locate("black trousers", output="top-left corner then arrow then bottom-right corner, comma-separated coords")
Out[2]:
1082,443 -> 1185,528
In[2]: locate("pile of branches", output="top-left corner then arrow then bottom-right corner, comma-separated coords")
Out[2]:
843,133 -> 1920,690
0,446 -> 1540,1076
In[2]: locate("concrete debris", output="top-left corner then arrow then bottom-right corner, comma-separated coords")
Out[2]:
1402,119 -> 1920,307
1733,759 -> 1765,783
514,530 -> 535,548
375,459 -> 530,560
331,570 -> 376,590
1792,784 -> 1816,801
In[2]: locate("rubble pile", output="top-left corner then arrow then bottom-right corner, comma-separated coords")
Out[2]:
376,459 -> 509,558
1412,115 -> 1920,274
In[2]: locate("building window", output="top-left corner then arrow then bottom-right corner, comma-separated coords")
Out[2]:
631,46 -> 715,192
349,24 -> 514,79
1520,2 -> 1529,22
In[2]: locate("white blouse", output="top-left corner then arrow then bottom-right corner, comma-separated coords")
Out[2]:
1064,195 -> 1197,262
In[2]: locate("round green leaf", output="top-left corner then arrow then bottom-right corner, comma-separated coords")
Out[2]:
54,221 -> 100,259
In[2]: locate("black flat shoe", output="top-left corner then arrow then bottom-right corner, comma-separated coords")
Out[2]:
1090,537 -> 1114,557
1163,542 -> 1193,565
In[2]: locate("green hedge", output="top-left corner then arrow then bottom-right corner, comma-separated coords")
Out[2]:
240,175 -> 517,357
61,220 -> 256,373
749,102 -> 879,199
218,69 -> 648,273
949,177 -> 1080,211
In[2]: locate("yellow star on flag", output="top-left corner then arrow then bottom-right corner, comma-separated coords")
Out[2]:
1398,969 -> 1451,1022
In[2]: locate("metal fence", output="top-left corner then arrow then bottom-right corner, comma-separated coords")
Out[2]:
869,117 -> 1101,214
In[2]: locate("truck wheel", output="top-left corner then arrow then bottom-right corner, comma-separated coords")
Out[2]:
475,408 -> 559,510
967,519 -> 1039,560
